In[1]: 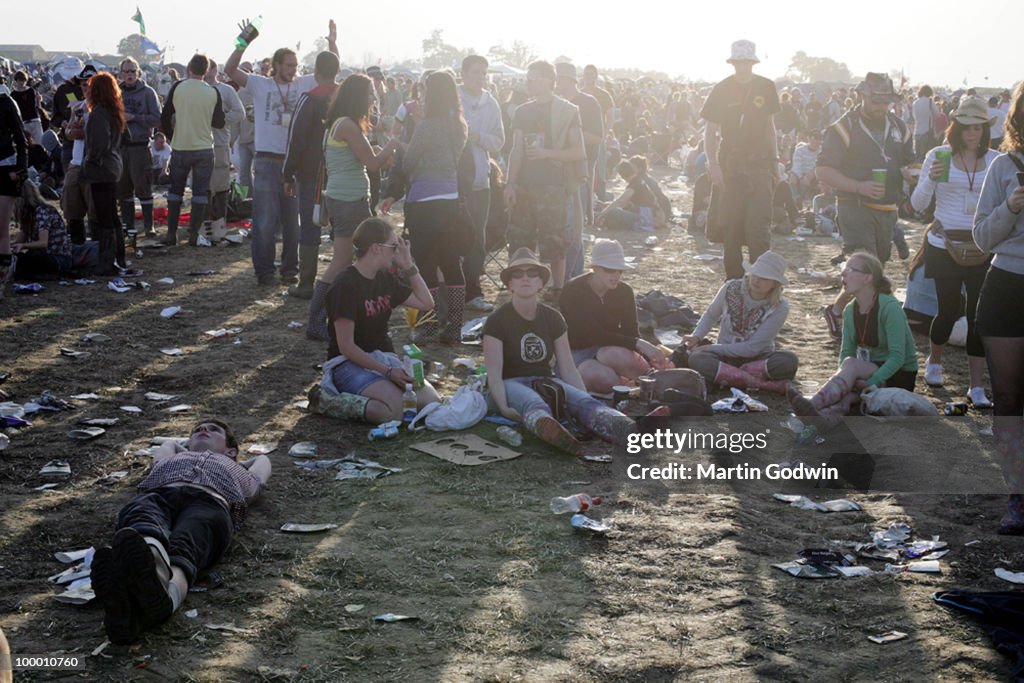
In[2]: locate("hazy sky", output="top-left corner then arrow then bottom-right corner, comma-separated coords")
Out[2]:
2,0 -> 1020,88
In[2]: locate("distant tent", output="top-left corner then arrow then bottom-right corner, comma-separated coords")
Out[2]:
488,62 -> 525,76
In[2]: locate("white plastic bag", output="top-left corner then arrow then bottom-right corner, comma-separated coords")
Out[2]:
860,386 -> 938,417
409,381 -> 486,432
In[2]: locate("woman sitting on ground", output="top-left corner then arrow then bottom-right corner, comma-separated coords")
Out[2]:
789,251 -> 918,423
323,218 -> 439,424
683,251 -> 797,394
560,239 -> 669,393
11,179 -> 71,278
483,248 -> 635,456
596,159 -> 658,232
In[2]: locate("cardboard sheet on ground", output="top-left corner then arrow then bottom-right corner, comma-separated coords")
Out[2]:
410,434 -> 520,466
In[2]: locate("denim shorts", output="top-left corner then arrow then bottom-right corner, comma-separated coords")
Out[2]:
330,351 -> 403,395
326,196 -> 371,240
571,346 -> 601,366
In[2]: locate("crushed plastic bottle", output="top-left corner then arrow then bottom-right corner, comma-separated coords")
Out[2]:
550,493 -> 602,514
784,416 -> 824,445
495,426 -> 522,447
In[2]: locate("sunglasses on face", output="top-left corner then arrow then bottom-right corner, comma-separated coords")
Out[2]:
121,69 -> 137,74
595,266 -> 624,274
509,268 -> 543,279
378,241 -> 399,250
842,265 -> 869,275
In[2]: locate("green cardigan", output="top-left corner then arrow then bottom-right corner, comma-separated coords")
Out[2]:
840,293 -> 918,387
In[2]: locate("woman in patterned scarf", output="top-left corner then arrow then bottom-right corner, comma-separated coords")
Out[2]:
682,251 -> 797,394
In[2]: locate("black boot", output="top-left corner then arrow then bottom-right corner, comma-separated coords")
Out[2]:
306,280 -> 332,341
141,201 -> 154,236
188,202 -> 207,247
120,199 -> 135,233
289,244 -> 319,299
163,200 -> 181,246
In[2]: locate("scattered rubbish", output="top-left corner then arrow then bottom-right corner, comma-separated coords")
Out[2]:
70,393 -> 101,400
551,493 -> 602,514
460,317 -> 486,342
79,418 -> 118,428
0,402 -> 25,417
15,283 -> 44,293
156,277 -> 174,285
582,454 -> 613,463
287,321 -> 304,329
205,623 -> 251,634
25,391 -> 71,412
2,414 -> 30,428
196,234 -> 212,247
773,561 -> 839,579
67,427 -> 106,440
187,270 -> 218,276
54,577 -> 94,604
834,566 -> 875,577
373,613 -> 418,623
160,306 -> 182,318
288,441 -> 318,457
59,348 -> 91,359
692,254 -> 721,261
81,333 -> 112,343
96,471 -> 129,485
451,357 -> 478,371
368,421 -> 400,441
712,388 -> 768,413
73,279 -> 96,285
120,405 -> 143,414
345,604 -> 364,613
0,433 -> 8,450
410,434 -> 520,466
247,443 -> 277,455
159,348 -> 185,356
979,426 -> 993,437
54,547 -> 94,564
33,483 -> 60,491
964,540 -> 981,547
994,568 -> 1024,585
868,630 -> 908,644
292,399 -> 310,410
280,523 -> 338,533
783,416 -> 825,445
91,640 -> 111,656
872,523 -> 913,549
495,426 -> 522,447
884,560 -> 941,574
40,460 -> 71,477
654,328 -> 684,347
903,540 -> 948,559
107,281 -> 132,293
254,300 -> 276,307
644,235 -> 659,246
145,392 -> 179,401
165,404 -> 192,413
797,267 -> 831,280
570,514 -> 612,533
49,563 -> 91,585
335,455 -> 403,480
772,493 -> 862,513
204,327 -> 243,340
184,609 -> 198,618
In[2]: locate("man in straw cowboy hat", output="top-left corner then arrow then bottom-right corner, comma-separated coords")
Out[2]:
700,39 -> 781,281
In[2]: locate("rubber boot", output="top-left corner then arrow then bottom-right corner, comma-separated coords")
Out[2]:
994,422 -> 1024,535
410,288 -> 441,344
141,202 -> 155,236
440,284 -> 465,345
786,383 -> 842,433
712,362 -> 760,390
163,199 -> 182,246
586,406 -> 637,445
306,280 -> 332,341
120,199 -> 135,233
188,202 -> 207,247
307,384 -> 370,421
524,409 -> 583,456
289,244 -> 319,299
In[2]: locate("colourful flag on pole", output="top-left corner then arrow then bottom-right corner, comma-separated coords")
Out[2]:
139,36 -> 162,56
131,7 -> 146,36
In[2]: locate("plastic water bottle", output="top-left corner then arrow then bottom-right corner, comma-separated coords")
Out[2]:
495,426 -> 521,447
550,493 -> 602,514
0,432 -> 9,451
402,384 -> 417,422
235,16 -> 263,50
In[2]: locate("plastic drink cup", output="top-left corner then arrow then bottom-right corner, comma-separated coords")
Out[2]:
871,168 -> 887,185
934,150 -> 952,182
638,377 -> 656,403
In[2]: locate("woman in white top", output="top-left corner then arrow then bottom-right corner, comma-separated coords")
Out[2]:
911,96 -> 999,408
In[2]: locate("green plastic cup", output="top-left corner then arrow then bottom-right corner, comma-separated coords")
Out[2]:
872,168 -> 887,186
934,149 -> 952,182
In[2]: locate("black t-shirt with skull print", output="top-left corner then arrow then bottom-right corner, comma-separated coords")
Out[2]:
483,302 -> 567,379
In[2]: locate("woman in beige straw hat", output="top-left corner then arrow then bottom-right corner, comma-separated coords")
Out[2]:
482,247 -> 634,455
683,250 -> 797,394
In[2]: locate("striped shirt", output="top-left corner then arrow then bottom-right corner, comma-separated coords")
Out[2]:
139,450 -> 262,529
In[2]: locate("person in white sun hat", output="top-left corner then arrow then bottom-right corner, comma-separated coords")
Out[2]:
700,40 -> 781,282
560,238 -> 670,393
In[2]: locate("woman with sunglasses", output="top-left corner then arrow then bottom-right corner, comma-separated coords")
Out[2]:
974,81 -> 1024,534
323,217 -> 438,424
483,248 -> 634,455
684,251 -> 797,394
560,239 -> 669,393
789,251 -> 918,424
911,96 -> 998,407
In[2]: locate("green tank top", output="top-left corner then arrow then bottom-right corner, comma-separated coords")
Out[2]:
324,118 -> 370,202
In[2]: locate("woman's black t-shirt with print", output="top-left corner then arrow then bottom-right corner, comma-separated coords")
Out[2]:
325,265 -> 412,359
483,302 -> 567,379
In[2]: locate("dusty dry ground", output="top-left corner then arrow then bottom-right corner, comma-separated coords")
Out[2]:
1,170 -> 1022,682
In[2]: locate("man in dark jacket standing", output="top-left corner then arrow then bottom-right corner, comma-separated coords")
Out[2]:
118,58 -> 162,236
282,51 -> 340,299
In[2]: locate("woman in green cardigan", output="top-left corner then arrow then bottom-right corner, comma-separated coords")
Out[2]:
790,251 -> 918,420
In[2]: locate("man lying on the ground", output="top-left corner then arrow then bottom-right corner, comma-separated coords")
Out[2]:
92,419 -> 271,644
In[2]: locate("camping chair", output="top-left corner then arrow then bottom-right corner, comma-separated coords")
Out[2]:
481,184 -> 510,290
